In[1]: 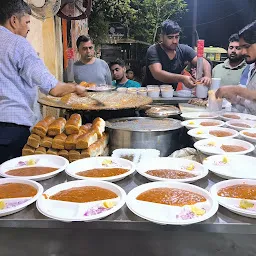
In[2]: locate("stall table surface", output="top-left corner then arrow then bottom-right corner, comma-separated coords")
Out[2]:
2,169 -> 256,234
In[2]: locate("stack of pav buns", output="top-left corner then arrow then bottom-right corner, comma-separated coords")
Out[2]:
22,114 -> 109,162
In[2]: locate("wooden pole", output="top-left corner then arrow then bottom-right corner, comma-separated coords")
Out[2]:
62,18 -> 68,70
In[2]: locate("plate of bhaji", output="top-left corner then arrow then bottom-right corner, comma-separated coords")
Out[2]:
126,181 -> 218,225
211,179 -> 256,218
36,180 -> 126,222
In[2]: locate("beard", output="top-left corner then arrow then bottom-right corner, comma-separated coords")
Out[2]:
161,42 -> 177,51
228,54 -> 244,63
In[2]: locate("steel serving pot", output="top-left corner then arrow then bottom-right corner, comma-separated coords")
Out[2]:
106,117 -> 182,157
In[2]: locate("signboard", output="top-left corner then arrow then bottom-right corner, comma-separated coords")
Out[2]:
109,22 -> 126,38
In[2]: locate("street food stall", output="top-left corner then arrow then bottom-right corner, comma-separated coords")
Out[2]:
1,1 -> 256,254
1,86 -> 256,255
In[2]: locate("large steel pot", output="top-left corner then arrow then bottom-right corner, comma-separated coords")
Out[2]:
106,117 -> 182,157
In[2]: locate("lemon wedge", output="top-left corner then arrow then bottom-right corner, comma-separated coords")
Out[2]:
0,201 -> 5,210
222,156 -> 229,164
102,159 -> 112,166
191,206 -> 206,216
196,130 -> 203,135
188,121 -> 195,125
27,159 -> 36,166
103,201 -> 116,208
239,200 -> 254,209
207,141 -> 216,146
186,163 -> 195,171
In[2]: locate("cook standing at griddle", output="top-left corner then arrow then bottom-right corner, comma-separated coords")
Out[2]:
0,0 -> 87,164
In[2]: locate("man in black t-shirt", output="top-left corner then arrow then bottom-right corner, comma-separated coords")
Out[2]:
144,20 -> 212,89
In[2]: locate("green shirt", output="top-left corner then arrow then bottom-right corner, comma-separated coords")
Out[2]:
112,79 -> 141,88
212,59 -> 246,86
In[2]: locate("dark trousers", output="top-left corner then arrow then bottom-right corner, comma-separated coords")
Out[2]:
0,123 -> 30,164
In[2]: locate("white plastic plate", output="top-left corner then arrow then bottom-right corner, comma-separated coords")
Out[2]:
65,157 -> 135,182
188,127 -> 239,141
204,155 -> 256,179
126,181 -> 218,225
181,112 -> 219,120
36,180 -> 126,222
0,178 -> 43,217
194,138 -> 254,156
240,129 -> 256,144
181,119 -> 225,130
111,148 -> 160,164
210,179 -> 256,218
226,120 -> 256,131
220,112 -> 256,122
136,157 -> 208,183
0,154 -> 69,181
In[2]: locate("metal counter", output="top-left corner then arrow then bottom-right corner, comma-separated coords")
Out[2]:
2,170 -> 256,234
152,97 -> 191,104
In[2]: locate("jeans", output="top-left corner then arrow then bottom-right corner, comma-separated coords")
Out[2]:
0,123 -> 30,164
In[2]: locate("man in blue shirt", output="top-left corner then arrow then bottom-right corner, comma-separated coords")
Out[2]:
240,63 -> 255,86
110,59 -> 141,88
0,0 -> 87,163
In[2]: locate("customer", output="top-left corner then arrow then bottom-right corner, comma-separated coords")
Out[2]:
216,20 -> 256,114
144,19 -> 211,89
73,35 -> 112,85
0,0 -> 87,163
212,34 -> 246,86
110,59 -> 141,88
126,69 -> 135,80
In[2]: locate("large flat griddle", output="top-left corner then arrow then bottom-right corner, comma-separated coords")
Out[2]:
38,92 -> 153,111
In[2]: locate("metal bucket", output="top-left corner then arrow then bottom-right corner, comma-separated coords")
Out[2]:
106,117 -> 182,157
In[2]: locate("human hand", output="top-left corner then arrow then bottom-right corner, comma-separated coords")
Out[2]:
75,85 -> 88,97
182,76 -> 196,89
200,76 -> 211,86
215,86 -> 239,103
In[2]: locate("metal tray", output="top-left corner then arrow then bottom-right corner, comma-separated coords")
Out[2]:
85,85 -> 116,92
38,92 -> 152,111
145,105 -> 181,118
106,117 -> 182,132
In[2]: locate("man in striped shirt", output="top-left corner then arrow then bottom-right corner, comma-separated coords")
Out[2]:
0,0 -> 87,163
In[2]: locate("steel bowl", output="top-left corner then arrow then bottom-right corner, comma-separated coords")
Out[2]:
106,117 -> 182,156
